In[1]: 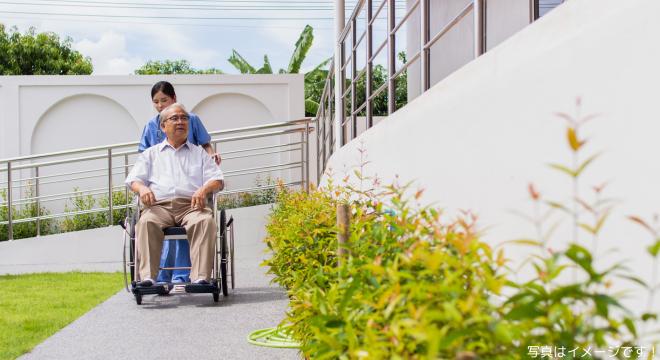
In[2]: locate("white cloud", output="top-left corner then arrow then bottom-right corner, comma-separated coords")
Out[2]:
74,32 -> 143,75
135,26 -> 221,69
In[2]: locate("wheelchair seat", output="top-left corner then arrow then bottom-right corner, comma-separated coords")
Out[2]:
163,226 -> 187,240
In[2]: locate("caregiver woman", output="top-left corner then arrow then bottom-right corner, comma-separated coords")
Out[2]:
138,81 -> 221,163
137,80 -> 221,284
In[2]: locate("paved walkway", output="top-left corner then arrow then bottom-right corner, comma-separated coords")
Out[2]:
19,206 -> 300,360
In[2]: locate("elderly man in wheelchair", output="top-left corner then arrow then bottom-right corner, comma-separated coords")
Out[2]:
124,102 -> 226,305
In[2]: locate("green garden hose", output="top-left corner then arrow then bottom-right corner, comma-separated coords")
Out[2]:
247,325 -> 300,348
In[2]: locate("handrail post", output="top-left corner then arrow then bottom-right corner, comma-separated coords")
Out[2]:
350,17 -> 357,141
300,131 -> 305,191
387,0 -> 396,115
107,148 -> 113,226
334,0 -> 345,152
124,154 -> 129,220
366,0 -> 374,128
529,0 -> 539,22
420,0 -> 430,91
329,67 -> 335,156
35,166 -> 40,237
7,161 -> 13,240
474,0 -> 485,58
315,116 -> 321,184
305,121 -> 310,192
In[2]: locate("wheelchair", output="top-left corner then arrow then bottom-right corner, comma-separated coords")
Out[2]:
121,194 -> 235,305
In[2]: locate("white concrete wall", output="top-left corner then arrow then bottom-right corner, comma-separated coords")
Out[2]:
0,204 -> 274,275
0,226 -> 125,274
0,75 -> 304,159
324,0 -> 660,314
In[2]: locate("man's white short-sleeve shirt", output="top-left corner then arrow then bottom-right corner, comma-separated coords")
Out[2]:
125,140 -> 223,201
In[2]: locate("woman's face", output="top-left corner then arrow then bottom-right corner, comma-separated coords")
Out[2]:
152,91 -> 176,114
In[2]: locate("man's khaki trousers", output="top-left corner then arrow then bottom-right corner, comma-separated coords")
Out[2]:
136,197 -> 216,282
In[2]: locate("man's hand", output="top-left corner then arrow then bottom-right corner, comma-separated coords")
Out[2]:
191,188 -> 207,211
139,187 -> 156,207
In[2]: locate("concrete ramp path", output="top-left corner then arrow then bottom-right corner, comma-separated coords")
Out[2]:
19,205 -> 300,360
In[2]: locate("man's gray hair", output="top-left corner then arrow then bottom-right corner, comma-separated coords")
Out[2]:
160,103 -> 188,122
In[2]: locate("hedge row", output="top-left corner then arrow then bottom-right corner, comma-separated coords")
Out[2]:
263,182 -> 656,359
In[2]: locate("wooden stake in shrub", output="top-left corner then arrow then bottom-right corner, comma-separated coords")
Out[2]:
337,203 -> 350,266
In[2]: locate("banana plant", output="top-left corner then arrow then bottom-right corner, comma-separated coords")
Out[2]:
228,25 -> 314,75
228,25 -> 330,115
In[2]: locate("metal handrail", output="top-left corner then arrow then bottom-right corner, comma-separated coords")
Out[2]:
1,118 -> 314,240
0,118 -> 312,166
315,59 -> 336,182
315,0 -> 560,180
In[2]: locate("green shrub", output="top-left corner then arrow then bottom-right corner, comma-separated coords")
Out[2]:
0,187 -> 55,241
61,188 -> 128,232
263,184 -> 337,291
100,188 -> 130,225
266,183 -> 513,359
60,190 -> 104,232
265,184 -> 651,359
217,176 -> 279,210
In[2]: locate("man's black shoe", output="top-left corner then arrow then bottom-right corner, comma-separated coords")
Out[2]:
137,279 -> 154,287
193,279 -> 210,285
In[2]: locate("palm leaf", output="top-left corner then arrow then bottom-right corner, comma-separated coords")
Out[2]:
256,55 -> 273,74
305,57 -> 331,89
305,98 -> 319,116
305,57 -> 331,78
228,49 -> 256,74
287,24 -> 314,74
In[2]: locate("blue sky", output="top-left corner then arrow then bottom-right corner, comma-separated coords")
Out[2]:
0,0 -> 347,74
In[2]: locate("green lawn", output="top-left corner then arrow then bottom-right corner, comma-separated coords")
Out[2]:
0,272 -> 123,360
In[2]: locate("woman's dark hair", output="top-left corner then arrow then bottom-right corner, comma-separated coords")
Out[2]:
151,81 -> 176,99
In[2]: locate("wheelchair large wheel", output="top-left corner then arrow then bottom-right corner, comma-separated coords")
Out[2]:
122,212 -> 138,292
229,217 -> 235,290
220,209 -> 228,297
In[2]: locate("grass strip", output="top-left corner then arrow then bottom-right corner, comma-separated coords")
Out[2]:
0,272 -> 123,360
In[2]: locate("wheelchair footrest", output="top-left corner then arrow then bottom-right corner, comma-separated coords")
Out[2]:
184,283 -> 218,294
133,284 -> 169,296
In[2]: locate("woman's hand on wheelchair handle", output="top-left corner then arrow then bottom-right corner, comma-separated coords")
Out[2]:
211,153 -> 221,165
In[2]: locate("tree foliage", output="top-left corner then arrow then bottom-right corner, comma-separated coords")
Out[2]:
353,52 -> 408,116
0,24 -> 92,75
134,59 -> 223,75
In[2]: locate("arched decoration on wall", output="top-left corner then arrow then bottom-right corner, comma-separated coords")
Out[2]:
31,94 -> 138,154
192,93 -> 285,193
191,92 -> 274,133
